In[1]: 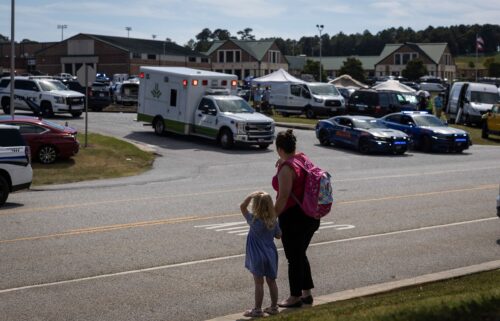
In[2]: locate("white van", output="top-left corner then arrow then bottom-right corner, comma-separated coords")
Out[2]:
270,82 -> 345,118
446,82 -> 500,124
137,67 -> 275,149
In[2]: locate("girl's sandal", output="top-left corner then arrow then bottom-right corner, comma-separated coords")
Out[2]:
243,308 -> 264,318
264,306 -> 280,315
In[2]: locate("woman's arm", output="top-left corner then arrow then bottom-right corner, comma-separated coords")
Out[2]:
274,165 -> 294,216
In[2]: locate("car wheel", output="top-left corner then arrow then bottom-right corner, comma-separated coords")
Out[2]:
0,176 -> 9,207
305,108 -> 316,119
358,139 -> 370,154
41,102 -> 54,118
38,145 -> 57,164
153,117 -> 165,136
1,97 -> 10,114
219,129 -> 234,149
421,136 -> 432,152
481,122 -> 489,139
318,129 -> 330,146
258,144 -> 270,149
71,111 -> 82,118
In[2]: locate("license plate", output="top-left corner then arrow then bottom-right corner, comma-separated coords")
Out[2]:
394,141 -> 407,145
455,138 -> 466,142
358,106 -> 365,110
99,93 -> 104,97
258,139 -> 264,142
331,107 -> 337,111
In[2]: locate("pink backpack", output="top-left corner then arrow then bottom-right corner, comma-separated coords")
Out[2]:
288,156 -> 333,219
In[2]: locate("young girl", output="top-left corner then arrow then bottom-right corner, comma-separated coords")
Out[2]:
240,191 -> 282,317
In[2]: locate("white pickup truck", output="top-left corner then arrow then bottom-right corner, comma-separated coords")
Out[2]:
137,67 -> 275,149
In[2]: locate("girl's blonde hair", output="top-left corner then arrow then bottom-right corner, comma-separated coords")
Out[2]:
251,192 -> 277,230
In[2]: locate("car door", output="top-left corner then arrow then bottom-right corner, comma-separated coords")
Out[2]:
287,84 -> 306,112
194,98 -> 218,138
333,117 -> 353,145
399,115 -> 417,138
10,122 -> 48,157
14,80 -> 39,110
488,105 -> 500,132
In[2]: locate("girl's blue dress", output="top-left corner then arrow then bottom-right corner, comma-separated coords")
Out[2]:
244,212 -> 281,279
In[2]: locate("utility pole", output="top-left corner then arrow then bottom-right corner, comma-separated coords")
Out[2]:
316,24 -> 324,82
57,24 -> 67,41
10,0 -> 15,118
125,26 -> 132,38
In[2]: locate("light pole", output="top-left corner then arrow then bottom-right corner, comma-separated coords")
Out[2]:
316,24 -> 324,82
152,34 -> 157,39
125,26 -> 132,38
10,0 -> 15,118
57,24 -> 67,41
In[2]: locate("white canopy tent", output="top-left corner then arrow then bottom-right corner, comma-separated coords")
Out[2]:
328,74 -> 368,89
371,80 -> 416,93
251,68 -> 305,86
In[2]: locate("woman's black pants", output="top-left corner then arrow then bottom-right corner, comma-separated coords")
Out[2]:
279,205 -> 320,297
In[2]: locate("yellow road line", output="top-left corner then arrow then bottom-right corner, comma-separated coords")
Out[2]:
0,184 -> 496,245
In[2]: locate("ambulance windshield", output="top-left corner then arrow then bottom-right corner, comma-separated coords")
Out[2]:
216,98 -> 254,113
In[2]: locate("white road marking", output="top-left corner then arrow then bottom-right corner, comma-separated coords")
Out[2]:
0,217 -> 495,295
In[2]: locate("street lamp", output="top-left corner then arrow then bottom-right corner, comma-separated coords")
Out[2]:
152,34 -> 157,39
125,26 -> 132,38
316,24 -> 324,82
57,24 -> 67,41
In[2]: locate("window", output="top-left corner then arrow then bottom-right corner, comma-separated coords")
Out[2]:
402,53 -> 411,64
0,129 -> 25,146
226,51 -> 234,63
16,123 -> 47,134
0,79 -> 10,88
291,84 -> 301,97
188,57 -> 196,62
170,89 -> 177,107
147,54 -> 157,60
379,93 -> 390,107
132,52 -> 141,59
198,98 -> 216,111
269,51 -> 280,64
201,58 -> 209,63
15,80 -> 38,91
385,114 -> 401,123
218,51 -> 224,63
235,51 -> 241,62
395,54 -> 401,65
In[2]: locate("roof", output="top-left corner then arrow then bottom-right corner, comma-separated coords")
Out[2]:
252,68 -> 304,84
285,55 -> 379,70
140,67 -> 236,78
329,74 -> 368,89
36,33 -> 206,57
206,39 -> 275,61
376,43 -> 448,65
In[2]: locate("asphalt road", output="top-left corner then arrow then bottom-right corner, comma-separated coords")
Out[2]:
1,112 -> 499,321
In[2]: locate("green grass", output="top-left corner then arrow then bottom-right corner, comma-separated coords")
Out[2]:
32,132 -> 155,186
269,270 -> 500,321
454,53 -> 500,68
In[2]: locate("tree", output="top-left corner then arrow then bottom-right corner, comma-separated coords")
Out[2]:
195,28 -> 213,52
402,59 -> 428,80
338,57 -> 366,83
212,29 -> 231,41
237,28 -> 255,40
302,60 -> 326,82
184,39 -> 196,51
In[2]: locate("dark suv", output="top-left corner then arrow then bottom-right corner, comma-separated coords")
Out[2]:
347,89 -> 417,116
62,80 -> 111,111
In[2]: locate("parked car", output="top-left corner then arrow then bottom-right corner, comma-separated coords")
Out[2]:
336,87 -> 355,104
447,82 -> 500,125
95,73 -> 110,84
55,73 -> 76,81
315,115 -> 410,154
347,89 -> 417,116
0,124 -> 32,206
379,111 -> 470,153
401,82 -> 421,91
0,116 -> 79,164
481,104 -> 500,138
0,76 -> 85,117
62,80 -> 111,111
113,80 -> 139,105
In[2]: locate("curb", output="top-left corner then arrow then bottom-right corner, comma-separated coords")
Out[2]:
275,122 -> 315,131
205,259 -> 500,321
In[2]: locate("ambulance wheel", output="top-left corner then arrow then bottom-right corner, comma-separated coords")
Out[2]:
153,117 -> 165,136
219,129 -> 234,149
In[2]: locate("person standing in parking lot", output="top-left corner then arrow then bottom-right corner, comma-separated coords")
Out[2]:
272,130 -> 320,308
433,93 -> 444,118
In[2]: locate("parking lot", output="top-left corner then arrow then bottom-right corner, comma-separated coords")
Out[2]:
1,112 -> 499,321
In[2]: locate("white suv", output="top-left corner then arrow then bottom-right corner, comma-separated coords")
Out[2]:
0,76 -> 85,118
0,124 -> 33,206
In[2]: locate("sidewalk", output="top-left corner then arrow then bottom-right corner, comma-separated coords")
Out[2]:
205,259 -> 500,321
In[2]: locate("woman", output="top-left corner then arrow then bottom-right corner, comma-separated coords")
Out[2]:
272,129 -> 320,308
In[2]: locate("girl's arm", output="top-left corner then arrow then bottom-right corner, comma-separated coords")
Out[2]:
240,192 -> 260,216
274,165 -> 294,216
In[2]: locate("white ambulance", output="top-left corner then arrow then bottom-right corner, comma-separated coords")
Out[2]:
137,67 -> 275,149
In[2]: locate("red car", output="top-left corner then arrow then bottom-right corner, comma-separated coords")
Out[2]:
0,116 -> 79,164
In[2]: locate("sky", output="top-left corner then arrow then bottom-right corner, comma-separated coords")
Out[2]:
0,0 -> 499,45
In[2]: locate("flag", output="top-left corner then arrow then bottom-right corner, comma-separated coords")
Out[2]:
476,36 -> 484,51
